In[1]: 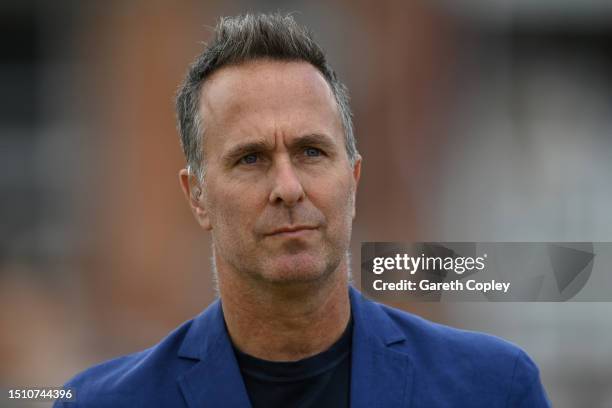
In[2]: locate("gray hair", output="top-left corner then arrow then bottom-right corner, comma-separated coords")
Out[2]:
176,12 -> 357,181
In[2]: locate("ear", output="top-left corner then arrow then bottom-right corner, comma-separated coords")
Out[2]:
179,168 -> 212,230
351,155 -> 362,219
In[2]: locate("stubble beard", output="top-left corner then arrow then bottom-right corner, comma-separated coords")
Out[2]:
211,230 -> 351,295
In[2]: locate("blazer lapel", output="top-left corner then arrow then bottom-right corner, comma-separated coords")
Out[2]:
176,300 -> 251,408
175,288 -> 414,408
349,287 -> 414,408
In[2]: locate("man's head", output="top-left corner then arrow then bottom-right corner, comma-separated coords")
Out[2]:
176,13 -> 357,180
177,13 -> 361,286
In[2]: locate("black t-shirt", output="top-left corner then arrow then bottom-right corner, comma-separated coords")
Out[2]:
233,318 -> 353,408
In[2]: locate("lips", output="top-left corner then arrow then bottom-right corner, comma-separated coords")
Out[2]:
266,225 -> 318,236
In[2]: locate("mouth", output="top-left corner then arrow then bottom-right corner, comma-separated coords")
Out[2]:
266,225 -> 319,237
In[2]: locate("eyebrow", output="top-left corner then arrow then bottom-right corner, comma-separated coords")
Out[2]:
222,133 -> 338,165
292,133 -> 337,152
222,140 -> 271,166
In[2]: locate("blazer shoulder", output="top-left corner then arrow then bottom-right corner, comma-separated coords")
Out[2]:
376,304 -> 550,407
379,301 -> 525,359
56,318 -> 197,408
374,301 -> 550,405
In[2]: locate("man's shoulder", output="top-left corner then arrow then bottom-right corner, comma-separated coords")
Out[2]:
379,301 -> 522,357
367,299 -> 549,406
56,318 -> 197,407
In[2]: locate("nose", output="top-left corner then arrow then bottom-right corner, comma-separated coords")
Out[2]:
269,157 -> 305,207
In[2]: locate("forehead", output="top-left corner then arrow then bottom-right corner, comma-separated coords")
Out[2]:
198,60 -> 343,156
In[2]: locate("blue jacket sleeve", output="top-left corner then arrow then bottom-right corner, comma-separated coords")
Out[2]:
507,349 -> 552,407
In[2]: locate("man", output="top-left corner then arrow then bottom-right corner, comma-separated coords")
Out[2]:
57,13 -> 551,407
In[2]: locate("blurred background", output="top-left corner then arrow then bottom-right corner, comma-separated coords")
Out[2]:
1,0 -> 611,406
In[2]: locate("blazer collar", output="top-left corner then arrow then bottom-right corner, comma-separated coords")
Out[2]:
177,300 -> 251,408
176,286 -> 413,408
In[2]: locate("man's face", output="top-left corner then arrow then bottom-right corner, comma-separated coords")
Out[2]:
185,60 -> 360,284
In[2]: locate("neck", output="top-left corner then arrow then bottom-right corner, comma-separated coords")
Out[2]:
217,258 -> 351,362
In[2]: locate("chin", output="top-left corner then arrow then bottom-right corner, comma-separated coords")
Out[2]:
259,253 -> 336,284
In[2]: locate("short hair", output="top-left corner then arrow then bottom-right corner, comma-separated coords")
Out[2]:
175,12 -> 357,180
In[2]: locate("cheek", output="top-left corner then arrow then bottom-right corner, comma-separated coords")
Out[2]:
308,176 -> 355,228
206,182 -> 262,234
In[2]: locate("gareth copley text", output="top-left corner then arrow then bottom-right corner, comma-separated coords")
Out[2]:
373,279 -> 511,294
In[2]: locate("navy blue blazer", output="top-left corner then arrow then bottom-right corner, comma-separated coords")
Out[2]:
56,287 -> 551,407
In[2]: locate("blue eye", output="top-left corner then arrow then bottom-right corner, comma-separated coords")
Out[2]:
305,147 -> 322,157
240,153 -> 259,164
